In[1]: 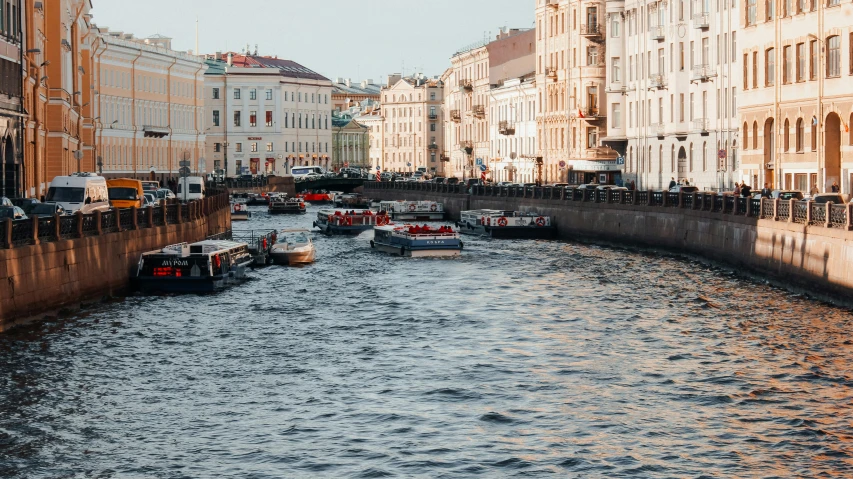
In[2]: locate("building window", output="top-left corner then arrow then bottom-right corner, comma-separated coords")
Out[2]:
797,0 -> 805,12
828,0 -> 839,6
234,111 -> 241,127
743,53 -> 749,89
796,118 -> 804,151
251,142 -> 258,153
234,89 -> 241,100
266,89 -> 273,100
430,123 -> 436,132
752,51 -> 758,87
827,35 -> 840,77
430,92 -> 436,101
250,89 -> 257,100
743,122 -> 749,149
250,111 -> 257,127
811,117 -> 818,150
212,110 -> 220,126
611,19 -> 620,37
266,111 -> 273,127
586,127 -> 598,148
747,0 -> 756,24
783,45 -> 792,83
810,40 -> 818,79
797,43 -> 805,81
213,142 -> 221,152
212,88 -> 220,99
587,46 -> 599,66
612,57 -> 621,82
612,103 -> 621,129
266,142 -> 273,152
784,119 -> 790,151
766,0 -> 775,20
765,48 -> 775,86
236,143 -> 243,153
753,122 -> 759,150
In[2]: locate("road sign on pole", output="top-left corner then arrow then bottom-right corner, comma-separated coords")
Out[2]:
479,164 -> 487,172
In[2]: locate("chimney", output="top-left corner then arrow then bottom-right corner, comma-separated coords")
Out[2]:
345,78 -> 351,87
215,51 -> 222,60
227,53 -> 233,66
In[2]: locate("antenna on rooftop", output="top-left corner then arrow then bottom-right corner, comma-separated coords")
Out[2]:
254,44 -> 258,55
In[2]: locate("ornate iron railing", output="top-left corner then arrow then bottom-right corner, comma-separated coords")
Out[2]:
811,203 -> 827,225
777,201 -> 790,221
119,209 -> 134,230
37,216 -> 55,242
792,202 -> 808,224
830,204 -> 847,228
101,211 -> 119,233
82,214 -> 98,236
11,220 -> 33,246
59,215 -> 77,239
749,199 -> 761,217
761,199 -> 774,218
682,193 -> 694,209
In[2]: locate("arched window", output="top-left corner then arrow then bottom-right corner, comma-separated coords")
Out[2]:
689,142 -> 694,172
753,121 -> 759,150
784,119 -> 790,151
796,118 -> 804,152
659,145 -> 664,172
671,145 -> 676,172
811,116 -> 817,151
703,142 -> 707,171
743,122 -> 749,149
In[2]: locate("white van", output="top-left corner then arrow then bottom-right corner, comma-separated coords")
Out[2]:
46,173 -> 111,215
177,177 -> 206,202
291,166 -> 325,178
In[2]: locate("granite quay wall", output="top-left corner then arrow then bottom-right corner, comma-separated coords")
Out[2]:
0,192 -> 232,330
366,182 -> 853,302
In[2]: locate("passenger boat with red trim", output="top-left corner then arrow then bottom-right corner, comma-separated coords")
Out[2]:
313,209 -> 390,235
370,224 -> 463,257
377,200 -> 445,221
269,197 -> 306,214
135,240 -> 254,293
457,210 -> 557,239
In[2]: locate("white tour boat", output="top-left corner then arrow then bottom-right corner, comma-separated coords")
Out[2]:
371,224 -> 463,257
457,210 -> 557,239
377,200 -> 445,221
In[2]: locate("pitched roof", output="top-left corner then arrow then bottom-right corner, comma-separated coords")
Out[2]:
230,55 -> 329,81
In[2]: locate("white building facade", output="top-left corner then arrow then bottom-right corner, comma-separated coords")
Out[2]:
380,75 -> 445,175
204,54 -> 333,177
489,77 -> 539,183
604,0 -> 739,191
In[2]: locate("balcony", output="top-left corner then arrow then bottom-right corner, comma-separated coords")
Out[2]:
692,12 -> 709,29
450,110 -> 461,122
606,84 -> 629,95
546,67 -> 557,79
691,64 -> 716,82
143,125 -> 169,138
582,107 -> 604,119
499,120 -> 516,136
472,104 -> 486,119
648,74 -> 667,90
460,79 -> 473,92
580,24 -> 603,38
650,25 -> 666,41
545,0 -> 560,9
428,113 -> 438,120
654,123 -> 666,138
440,154 -> 450,162
692,118 -> 710,134
428,143 -> 439,150
462,141 -> 474,155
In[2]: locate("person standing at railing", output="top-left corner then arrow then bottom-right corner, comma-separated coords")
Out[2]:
831,182 -> 839,193
734,183 -> 741,196
668,177 -> 677,190
810,183 -> 820,197
741,183 -> 752,198
761,183 -> 772,199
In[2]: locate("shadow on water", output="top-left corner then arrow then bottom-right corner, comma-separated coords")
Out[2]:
1,203 -> 853,478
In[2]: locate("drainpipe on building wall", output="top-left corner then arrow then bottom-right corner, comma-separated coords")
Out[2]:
130,48 -> 143,178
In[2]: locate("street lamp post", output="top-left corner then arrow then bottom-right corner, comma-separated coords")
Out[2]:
74,150 -> 84,174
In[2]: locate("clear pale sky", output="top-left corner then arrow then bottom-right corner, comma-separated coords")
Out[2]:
92,0 -> 534,82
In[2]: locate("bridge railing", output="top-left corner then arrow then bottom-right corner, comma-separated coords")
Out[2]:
363,181 -> 853,232
0,191 -> 230,249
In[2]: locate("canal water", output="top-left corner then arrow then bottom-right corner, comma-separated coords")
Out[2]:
2,204 -> 853,478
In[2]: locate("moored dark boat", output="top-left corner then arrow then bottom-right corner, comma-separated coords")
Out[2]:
135,240 -> 253,293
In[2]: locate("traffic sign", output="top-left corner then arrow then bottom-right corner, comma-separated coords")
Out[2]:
616,156 -> 625,165
479,164 -> 487,172
179,160 -> 191,168
179,167 -> 191,177
475,158 -> 483,166
376,166 -> 381,171
559,161 -> 566,168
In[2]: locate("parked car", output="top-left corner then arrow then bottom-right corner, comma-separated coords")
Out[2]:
446,177 -> 460,185
430,176 -> 446,184
29,202 -> 66,216
597,185 -> 628,192
142,195 -> 156,208
11,198 -> 40,215
0,196 -> 12,207
466,178 -> 482,187
669,185 -> 700,194
0,205 -> 27,220
176,177 -> 206,202
154,188 -> 176,200
577,184 -> 603,191
107,178 -> 145,209
776,190 -> 805,201
812,193 -> 845,204
141,181 -> 160,193
496,181 -> 513,187
552,183 -> 570,188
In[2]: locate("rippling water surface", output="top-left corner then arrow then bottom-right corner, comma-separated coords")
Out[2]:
2,204 -> 853,478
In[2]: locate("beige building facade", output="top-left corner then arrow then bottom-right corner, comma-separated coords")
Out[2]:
381,74 -> 444,174
739,0 -> 853,194
536,0 -> 613,185
95,31 -> 206,182
444,43 -> 489,180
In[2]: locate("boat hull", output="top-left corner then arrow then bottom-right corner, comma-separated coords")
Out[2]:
391,212 -> 445,221
314,222 -> 373,235
269,207 -> 306,215
270,249 -> 315,265
374,242 -> 460,257
232,213 -> 251,221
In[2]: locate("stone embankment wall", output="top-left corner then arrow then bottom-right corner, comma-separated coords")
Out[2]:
366,183 -> 853,303
0,194 -> 231,330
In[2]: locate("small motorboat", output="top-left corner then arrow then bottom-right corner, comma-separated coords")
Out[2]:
299,191 -> 333,203
269,229 -> 316,265
371,224 -> 463,257
231,200 -> 251,221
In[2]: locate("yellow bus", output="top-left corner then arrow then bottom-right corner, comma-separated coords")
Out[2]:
107,178 -> 145,209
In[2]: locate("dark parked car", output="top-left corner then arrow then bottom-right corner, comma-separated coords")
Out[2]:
776,190 -> 804,201
445,177 -> 460,185
431,177 -> 446,184
11,198 -> 40,214
0,196 -> 11,207
0,206 -> 27,220
29,202 -> 66,216
812,193 -> 844,204
466,178 -> 482,187
669,185 -> 699,194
